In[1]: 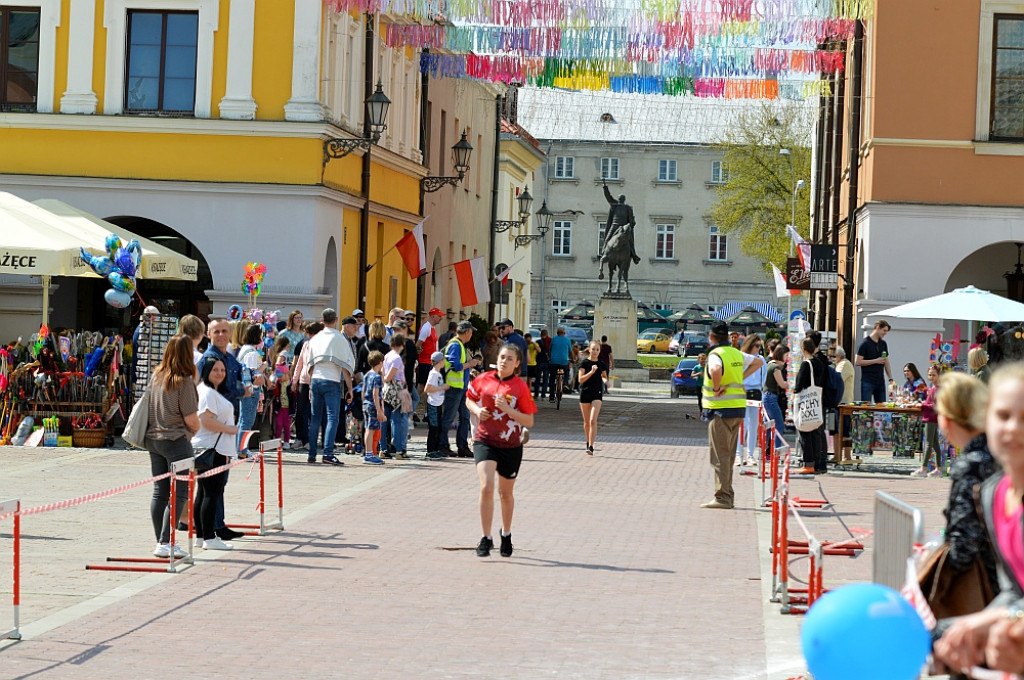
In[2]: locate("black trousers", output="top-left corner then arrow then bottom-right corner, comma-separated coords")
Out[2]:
194,459 -> 229,540
799,425 -> 828,471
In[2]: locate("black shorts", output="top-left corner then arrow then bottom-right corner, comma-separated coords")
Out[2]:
416,363 -> 432,386
527,365 -> 540,379
579,391 -> 603,404
473,441 -> 524,479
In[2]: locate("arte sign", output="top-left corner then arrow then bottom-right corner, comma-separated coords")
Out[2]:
809,245 -> 838,290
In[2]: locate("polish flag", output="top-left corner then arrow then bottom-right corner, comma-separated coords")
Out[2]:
496,255 -> 526,284
453,257 -> 490,307
395,219 -> 426,279
771,263 -> 790,298
786,225 -> 812,269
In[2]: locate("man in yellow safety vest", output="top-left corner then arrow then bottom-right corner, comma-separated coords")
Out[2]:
700,321 -> 764,509
441,320 -> 482,457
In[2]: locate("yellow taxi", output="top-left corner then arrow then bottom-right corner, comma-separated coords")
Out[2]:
636,329 -> 673,353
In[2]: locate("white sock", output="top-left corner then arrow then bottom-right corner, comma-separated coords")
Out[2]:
501,530 -> 511,537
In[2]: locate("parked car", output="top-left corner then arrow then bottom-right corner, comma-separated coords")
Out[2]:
636,329 -> 672,353
671,358 -> 701,397
565,326 -> 589,349
668,331 -> 683,354
677,332 -> 709,357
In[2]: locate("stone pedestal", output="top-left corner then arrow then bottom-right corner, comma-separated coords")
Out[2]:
595,296 -> 648,382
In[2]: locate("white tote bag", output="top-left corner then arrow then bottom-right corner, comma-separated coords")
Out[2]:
122,390 -> 151,449
793,358 -> 824,432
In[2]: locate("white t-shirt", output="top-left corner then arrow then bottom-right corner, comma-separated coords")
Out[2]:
382,350 -> 404,384
191,383 -> 237,457
426,368 -> 445,407
418,323 -> 433,343
193,348 -> 203,366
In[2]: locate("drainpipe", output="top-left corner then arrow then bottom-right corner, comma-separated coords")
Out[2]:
487,94 -> 502,325
415,49 -> 429,329
843,21 -> 864,354
357,13 -> 374,312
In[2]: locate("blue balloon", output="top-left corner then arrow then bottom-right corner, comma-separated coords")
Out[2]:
79,248 -> 113,277
107,271 -> 136,293
802,583 -> 929,680
104,288 -> 132,309
126,239 -> 142,270
105,233 -> 122,260
114,247 -> 136,278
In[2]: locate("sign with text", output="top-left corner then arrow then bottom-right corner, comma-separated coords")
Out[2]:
787,257 -> 810,290
809,245 -> 839,289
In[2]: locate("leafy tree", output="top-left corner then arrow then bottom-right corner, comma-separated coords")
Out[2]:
709,105 -> 813,272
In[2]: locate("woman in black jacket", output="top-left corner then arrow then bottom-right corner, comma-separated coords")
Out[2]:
795,336 -> 828,474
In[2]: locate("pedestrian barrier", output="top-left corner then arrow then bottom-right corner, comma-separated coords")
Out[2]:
872,490 -> 924,590
1,443 -> 286,639
226,439 -> 285,536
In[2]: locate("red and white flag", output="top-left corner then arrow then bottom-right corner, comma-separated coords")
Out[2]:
786,225 -> 812,269
496,255 -> 526,284
771,263 -> 789,298
395,219 -> 426,279
453,256 -> 490,307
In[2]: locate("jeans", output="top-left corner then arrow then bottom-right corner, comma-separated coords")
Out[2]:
237,393 -> 260,452
426,402 -> 441,453
440,386 -> 466,452
310,379 -> 342,458
383,402 -> 409,454
408,385 -> 420,431
861,378 -> 886,403
194,460 -> 228,540
146,436 -> 192,544
762,392 -> 788,447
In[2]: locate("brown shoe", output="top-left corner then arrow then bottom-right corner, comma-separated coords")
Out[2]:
700,500 -> 733,509
795,466 -> 816,475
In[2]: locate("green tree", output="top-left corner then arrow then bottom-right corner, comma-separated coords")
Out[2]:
709,105 -> 812,272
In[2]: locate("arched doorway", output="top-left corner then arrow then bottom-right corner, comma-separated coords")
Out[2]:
324,237 -> 339,310
77,217 -> 213,330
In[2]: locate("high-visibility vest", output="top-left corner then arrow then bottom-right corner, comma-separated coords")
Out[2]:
702,345 -> 747,410
444,338 -> 468,389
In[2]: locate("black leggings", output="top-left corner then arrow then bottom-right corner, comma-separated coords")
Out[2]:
194,457 -> 229,540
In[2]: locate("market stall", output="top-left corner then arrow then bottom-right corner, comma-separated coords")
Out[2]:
837,403 -> 923,459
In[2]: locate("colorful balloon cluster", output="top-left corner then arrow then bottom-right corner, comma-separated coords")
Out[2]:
80,234 -> 141,309
241,262 -> 266,301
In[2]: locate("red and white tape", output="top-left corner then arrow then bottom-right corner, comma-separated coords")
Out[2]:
0,470 -> 175,523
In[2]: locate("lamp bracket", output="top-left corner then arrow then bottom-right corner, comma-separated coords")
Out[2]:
421,176 -> 463,193
324,136 -> 372,163
514,234 -> 545,251
493,220 -> 522,233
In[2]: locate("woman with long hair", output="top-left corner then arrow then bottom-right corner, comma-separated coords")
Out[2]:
279,309 -> 305,359
795,337 -> 828,475
466,343 -> 537,558
969,347 -> 992,384
762,344 -> 790,450
912,364 -> 945,477
578,340 -> 609,455
737,334 -> 766,466
235,323 -> 266,451
481,330 -> 501,370
266,336 -> 292,448
902,362 -> 927,401
190,358 -> 240,550
144,334 -> 199,558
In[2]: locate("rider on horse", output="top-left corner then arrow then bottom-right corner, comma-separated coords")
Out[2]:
601,180 -> 641,266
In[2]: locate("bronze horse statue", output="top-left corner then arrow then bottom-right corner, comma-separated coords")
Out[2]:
598,226 -> 633,297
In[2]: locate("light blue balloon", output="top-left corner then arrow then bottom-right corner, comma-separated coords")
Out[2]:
126,239 -> 142,270
79,248 -> 113,277
107,271 -> 136,293
104,288 -> 132,309
801,583 -> 929,680
105,233 -> 122,260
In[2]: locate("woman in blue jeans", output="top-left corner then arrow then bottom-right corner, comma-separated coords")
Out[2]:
381,333 -> 410,459
761,344 -> 790,451
235,323 -> 266,451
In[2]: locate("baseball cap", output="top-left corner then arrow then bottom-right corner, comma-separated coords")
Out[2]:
498,318 -> 514,326
429,307 -> 443,317
352,308 -> 364,316
341,316 -> 358,325
710,321 -> 729,337
430,351 -> 445,363
404,310 -> 414,316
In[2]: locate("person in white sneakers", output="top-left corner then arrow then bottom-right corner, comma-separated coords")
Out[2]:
191,358 -> 241,550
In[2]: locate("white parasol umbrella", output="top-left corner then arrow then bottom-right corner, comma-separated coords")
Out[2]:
872,285 -> 1024,322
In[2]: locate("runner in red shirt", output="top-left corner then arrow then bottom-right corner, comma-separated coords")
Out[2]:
466,343 -> 537,558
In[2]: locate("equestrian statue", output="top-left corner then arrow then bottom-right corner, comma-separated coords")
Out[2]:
598,179 -> 640,298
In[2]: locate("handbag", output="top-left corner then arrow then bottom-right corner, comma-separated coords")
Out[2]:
381,380 -> 405,409
793,359 -> 824,432
122,390 -> 151,449
918,542 -> 994,619
195,434 -> 223,473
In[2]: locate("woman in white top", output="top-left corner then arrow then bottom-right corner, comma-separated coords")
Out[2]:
191,358 -> 240,550
235,323 -> 266,452
736,334 -> 766,466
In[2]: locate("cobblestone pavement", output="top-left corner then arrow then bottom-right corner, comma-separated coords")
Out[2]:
0,388 -> 952,679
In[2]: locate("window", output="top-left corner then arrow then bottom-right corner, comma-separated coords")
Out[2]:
658,159 -> 677,182
554,156 -> 574,179
601,157 -> 620,180
707,304 -> 721,313
597,221 -> 607,255
653,302 -> 672,310
0,6 -> 40,112
655,224 -> 675,259
125,10 -> 198,114
711,161 -> 730,184
551,299 -> 569,311
552,220 -> 572,256
708,226 -> 728,261
991,14 -> 1024,140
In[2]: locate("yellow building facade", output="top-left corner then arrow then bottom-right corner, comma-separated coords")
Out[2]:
0,0 -> 424,334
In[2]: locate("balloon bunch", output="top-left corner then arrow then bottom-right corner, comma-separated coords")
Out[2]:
80,234 -> 142,309
241,262 -> 267,308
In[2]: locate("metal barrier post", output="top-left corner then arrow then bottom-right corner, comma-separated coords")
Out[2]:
1,498 -> 20,640
228,439 -> 284,536
873,490 -> 925,590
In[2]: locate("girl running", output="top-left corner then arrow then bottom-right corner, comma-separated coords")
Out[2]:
465,343 -> 537,558
578,340 -> 608,455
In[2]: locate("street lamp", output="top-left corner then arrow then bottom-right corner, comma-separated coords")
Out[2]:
493,186 -> 534,233
780,148 -> 806,325
323,81 -> 390,162
515,199 -> 551,250
422,131 -> 474,193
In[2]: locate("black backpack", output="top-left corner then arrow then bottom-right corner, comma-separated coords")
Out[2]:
822,361 -> 845,409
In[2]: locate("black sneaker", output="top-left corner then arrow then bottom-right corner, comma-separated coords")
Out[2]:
476,536 -> 493,557
500,533 -> 513,557
322,456 -> 345,466
379,450 -> 394,460
216,527 -> 246,541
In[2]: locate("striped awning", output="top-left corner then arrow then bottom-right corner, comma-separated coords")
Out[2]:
712,302 -> 783,323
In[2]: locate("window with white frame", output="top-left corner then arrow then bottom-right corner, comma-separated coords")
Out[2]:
554,156 -> 575,179
991,14 -> 1024,140
708,226 -> 728,261
600,157 -> 620,180
0,6 -> 40,111
125,10 -> 198,114
550,299 -> 569,311
658,159 -> 677,182
552,220 -> 572,256
597,221 -> 607,255
655,223 -> 675,259
711,160 -> 730,184
653,302 -> 672,310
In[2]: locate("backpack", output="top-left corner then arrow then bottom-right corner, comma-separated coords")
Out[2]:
822,361 -> 845,409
